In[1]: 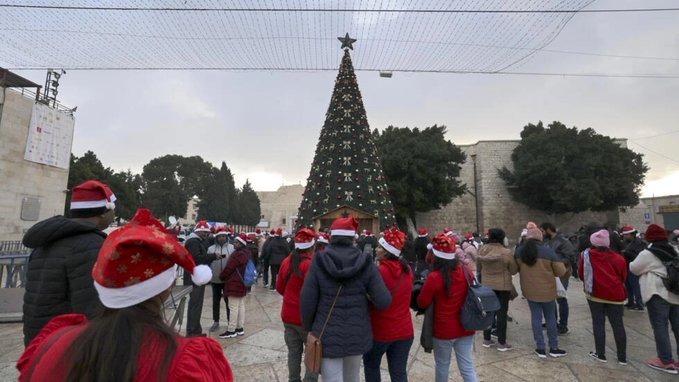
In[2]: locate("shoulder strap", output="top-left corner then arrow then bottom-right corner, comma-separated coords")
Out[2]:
390,272 -> 405,296
318,285 -> 343,339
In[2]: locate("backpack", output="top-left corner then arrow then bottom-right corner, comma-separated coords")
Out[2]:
662,258 -> 679,295
460,266 -> 501,331
648,246 -> 679,295
237,259 -> 257,287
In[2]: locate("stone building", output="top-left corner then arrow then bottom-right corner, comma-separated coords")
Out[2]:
0,70 -> 73,241
256,184 -> 304,233
619,194 -> 679,232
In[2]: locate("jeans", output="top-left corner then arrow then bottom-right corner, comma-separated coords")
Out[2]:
186,283 -> 206,335
432,335 -> 478,382
625,272 -> 643,307
211,282 -> 230,322
283,324 -> 318,382
363,337 -> 414,382
587,300 -> 626,360
528,300 -> 558,350
483,290 -> 511,344
226,296 -> 245,332
320,355 -> 361,382
646,295 -> 679,363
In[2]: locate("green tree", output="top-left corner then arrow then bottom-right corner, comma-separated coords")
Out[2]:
499,121 -> 648,218
297,49 -> 396,229
141,155 -> 191,220
196,167 -> 228,221
235,180 -> 261,226
106,170 -> 143,221
375,125 -> 467,229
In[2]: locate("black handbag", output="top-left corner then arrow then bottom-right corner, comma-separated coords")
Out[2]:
460,266 -> 501,331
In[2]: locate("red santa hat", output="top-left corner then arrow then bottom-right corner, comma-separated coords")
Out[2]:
330,217 -> 359,237
93,208 -> 211,309
366,230 -> 373,236
418,228 -> 429,238
464,233 -> 474,241
194,220 -> 211,233
70,180 -> 116,210
295,228 -> 317,249
431,233 -> 457,260
275,228 -> 282,236
443,228 -> 454,237
235,233 -> 248,246
317,232 -> 330,244
646,224 -> 668,242
270,229 -> 276,235
379,227 -> 407,257
621,226 -> 637,235
255,228 -> 262,236
214,227 -> 229,237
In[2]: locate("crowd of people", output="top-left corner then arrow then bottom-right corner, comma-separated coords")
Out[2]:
14,178 -> 679,381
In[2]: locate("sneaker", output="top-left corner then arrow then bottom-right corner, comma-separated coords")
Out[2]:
218,331 -> 237,339
549,348 -> 568,358
497,343 -> 513,352
647,359 -> 678,374
490,328 -> 498,338
618,358 -> 628,366
235,328 -> 245,336
264,283 -> 270,288
632,306 -> 645,312
558,327 -> 569,336
535,349 -> 547,359
589,352 -> 607,363
482,339 -> 497,348
209,322 -> 220,332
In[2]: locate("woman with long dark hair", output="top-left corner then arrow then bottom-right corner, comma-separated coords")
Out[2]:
276,228 -> 319,382
364,227 -> 414,382
17,208 -> 232,382
417,233 -> 478,382
515,222 -> 567,359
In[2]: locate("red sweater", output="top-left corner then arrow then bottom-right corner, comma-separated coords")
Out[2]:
370,260 -> 415,342
578,248 -> 628,302
417,265 -> 475,339
17,314 -> 233,382
276,252 -> 313,326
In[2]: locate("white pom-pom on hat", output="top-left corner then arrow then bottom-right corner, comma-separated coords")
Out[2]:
191,264 -> 212,286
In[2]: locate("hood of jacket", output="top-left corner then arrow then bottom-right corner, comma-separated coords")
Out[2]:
317,244 -> 371,280
380,258 -> 402,279
22,215 -> 105,248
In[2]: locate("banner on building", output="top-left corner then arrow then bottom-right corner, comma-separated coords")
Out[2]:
24,102 -> 75,169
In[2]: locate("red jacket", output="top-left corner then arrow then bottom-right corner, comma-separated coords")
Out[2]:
276,252 -> 313,326
220,247 -> 251,297
578,248 -> 628,302
17,314 -> 233,382
417,265 -> 475,339
370,259 -> 414,342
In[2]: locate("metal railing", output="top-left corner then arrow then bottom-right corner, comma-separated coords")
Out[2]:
0,241 -> 31,288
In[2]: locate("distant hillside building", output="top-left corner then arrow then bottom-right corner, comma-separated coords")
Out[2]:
0,69 -> 75,241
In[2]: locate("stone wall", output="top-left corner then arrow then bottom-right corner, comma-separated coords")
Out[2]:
417,140 -> 616,242
0,89 -> 69,241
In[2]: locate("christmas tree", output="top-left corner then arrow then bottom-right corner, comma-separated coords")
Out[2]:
296,35 -> 396,229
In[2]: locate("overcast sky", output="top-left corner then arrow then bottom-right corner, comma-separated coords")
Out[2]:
10,0 -> 679,197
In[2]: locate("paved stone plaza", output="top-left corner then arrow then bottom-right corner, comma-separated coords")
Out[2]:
1,277 -> 677,381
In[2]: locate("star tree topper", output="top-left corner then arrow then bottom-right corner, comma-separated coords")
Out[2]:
338,33 -> 357,50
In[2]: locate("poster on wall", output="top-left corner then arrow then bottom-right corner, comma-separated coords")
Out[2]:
23,102 -> 75,169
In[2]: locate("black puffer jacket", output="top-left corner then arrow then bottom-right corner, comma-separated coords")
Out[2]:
22,216 -> 106,346
267,236 -> 290,266
300,244 -> 391,358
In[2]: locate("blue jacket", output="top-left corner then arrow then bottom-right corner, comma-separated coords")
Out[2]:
300,243 -> 391,358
